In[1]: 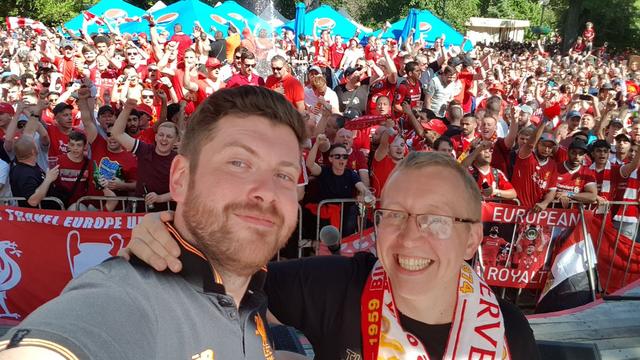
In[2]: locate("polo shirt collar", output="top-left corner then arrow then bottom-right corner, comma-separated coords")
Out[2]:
164,222 -> 267,297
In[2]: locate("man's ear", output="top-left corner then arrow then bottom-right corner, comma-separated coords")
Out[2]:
464,222 -> 483,261
169,154 -> 189,203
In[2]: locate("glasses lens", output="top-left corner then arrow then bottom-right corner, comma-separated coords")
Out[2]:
272,67 -> 282,71
245,63 -> 256,68
417,214 -> 453,240
106,132 -> 112,138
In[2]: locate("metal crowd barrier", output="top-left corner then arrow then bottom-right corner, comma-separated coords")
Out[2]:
0,196 -> 65,210
75,196 -> 175,213
313,198 -> 377,254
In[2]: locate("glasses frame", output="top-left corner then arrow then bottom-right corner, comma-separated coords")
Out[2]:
373,208 -> 477,237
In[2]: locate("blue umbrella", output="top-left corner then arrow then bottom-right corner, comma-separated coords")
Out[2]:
400,8 -> 419,44
294,2 -> 305,48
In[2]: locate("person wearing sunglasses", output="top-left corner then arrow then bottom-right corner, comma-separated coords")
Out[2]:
306,135 -> 373,236
225,51 -> 265,89
118,151 -> 538,359
265,55 -> 305,112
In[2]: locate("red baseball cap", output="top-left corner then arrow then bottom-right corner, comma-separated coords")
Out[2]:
205,57 -> 222,69
0,103 -> 15,116
421,119 -> 447,136
135,104 -> 153,117
488,83 -> 505,94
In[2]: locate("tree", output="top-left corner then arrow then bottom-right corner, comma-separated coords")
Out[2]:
1,0 -> 96,25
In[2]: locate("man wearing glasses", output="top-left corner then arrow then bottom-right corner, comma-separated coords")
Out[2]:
123,152 -> 538,359
265,55 -> 305,112
225,52 -> 264,89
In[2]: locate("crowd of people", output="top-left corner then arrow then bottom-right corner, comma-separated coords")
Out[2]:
0,16 -> 639,238
1,10 -> 639,359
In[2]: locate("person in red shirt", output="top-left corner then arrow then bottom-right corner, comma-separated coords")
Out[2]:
47,102 -> 82,158
582,22 -> 595,52
51,41 -> 77,90
554,139 -> 597,207
312,23 -> 332,63
226,52 -> 265,88
53,131 -> 90,208
0,103 -> 15,139
170,23 -> 193,61
393,61 -> 423,137
367,47 -> 398,115
451,114 -> 479,159
76,88 -> 137,198
462,141 -> 517,200
265,55 -> 305,112
334,128 -> 369,186
481,226 -> 510,267
511,122 -> 558,210
371,128 -> 405,196
40,92 -> 59,126
329,35 -> 346,69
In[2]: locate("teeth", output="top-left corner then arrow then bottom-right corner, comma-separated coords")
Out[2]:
397,255 -> 432,271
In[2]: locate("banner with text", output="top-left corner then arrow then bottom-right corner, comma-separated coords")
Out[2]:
0,206 -> 140,320
480,202 -> 580,289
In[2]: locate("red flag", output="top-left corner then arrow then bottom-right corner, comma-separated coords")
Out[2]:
5,17 -> 46,32
592,216 -> 640,293
82,11 -> 105,26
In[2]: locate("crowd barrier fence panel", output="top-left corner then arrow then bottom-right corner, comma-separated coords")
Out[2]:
0,196 -> 65,210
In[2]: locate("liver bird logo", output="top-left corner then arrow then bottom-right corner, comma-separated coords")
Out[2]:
0,241 -> 22,319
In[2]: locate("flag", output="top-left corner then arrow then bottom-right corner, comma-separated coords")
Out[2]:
536,215 -> 598,313
592,216 -> 640,293
5,17 -> 47,32
82,11 -> 105,26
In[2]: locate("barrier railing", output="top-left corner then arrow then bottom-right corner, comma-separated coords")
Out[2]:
313,198 -> 377,254
0,196 -> 65,210
75,196 -> 175,213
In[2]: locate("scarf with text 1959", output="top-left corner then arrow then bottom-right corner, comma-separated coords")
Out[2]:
614,169 -> 639,223
590,161 -> 611,214
360,261 -> 510,360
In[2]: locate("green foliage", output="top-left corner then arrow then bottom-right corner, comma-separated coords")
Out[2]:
0,0 -> 98,25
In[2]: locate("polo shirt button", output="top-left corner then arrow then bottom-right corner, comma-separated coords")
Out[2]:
229,311 -> 237,319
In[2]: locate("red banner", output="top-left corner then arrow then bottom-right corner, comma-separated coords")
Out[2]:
479,203 -> 579,289
0,206 -> 138,320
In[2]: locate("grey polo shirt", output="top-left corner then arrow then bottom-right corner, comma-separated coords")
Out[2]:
0,223 -> 275,360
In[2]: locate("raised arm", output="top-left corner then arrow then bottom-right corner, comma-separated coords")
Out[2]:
77,87 -> 98,143
111,97 -> 139,152
305,135 -> 326,176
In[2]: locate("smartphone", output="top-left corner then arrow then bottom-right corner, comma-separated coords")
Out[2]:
579,94 -> 592,101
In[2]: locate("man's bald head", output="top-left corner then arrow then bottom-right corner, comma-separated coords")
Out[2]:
14,135 -> 37,161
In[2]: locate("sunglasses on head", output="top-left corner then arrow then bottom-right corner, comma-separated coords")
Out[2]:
331,154 -> 349,160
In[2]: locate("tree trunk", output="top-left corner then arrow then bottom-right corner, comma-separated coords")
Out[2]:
562,0 -> 583,52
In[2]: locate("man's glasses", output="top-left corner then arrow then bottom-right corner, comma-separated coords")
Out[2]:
330,154 -> 349,160
235,55 -> 242,60
244,63 -> 256,68
272,66 -> 283,71
374,208 -> 477,240
142,94 -> 154,99
126,52 -> 137,56
106,132 -> 112,138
